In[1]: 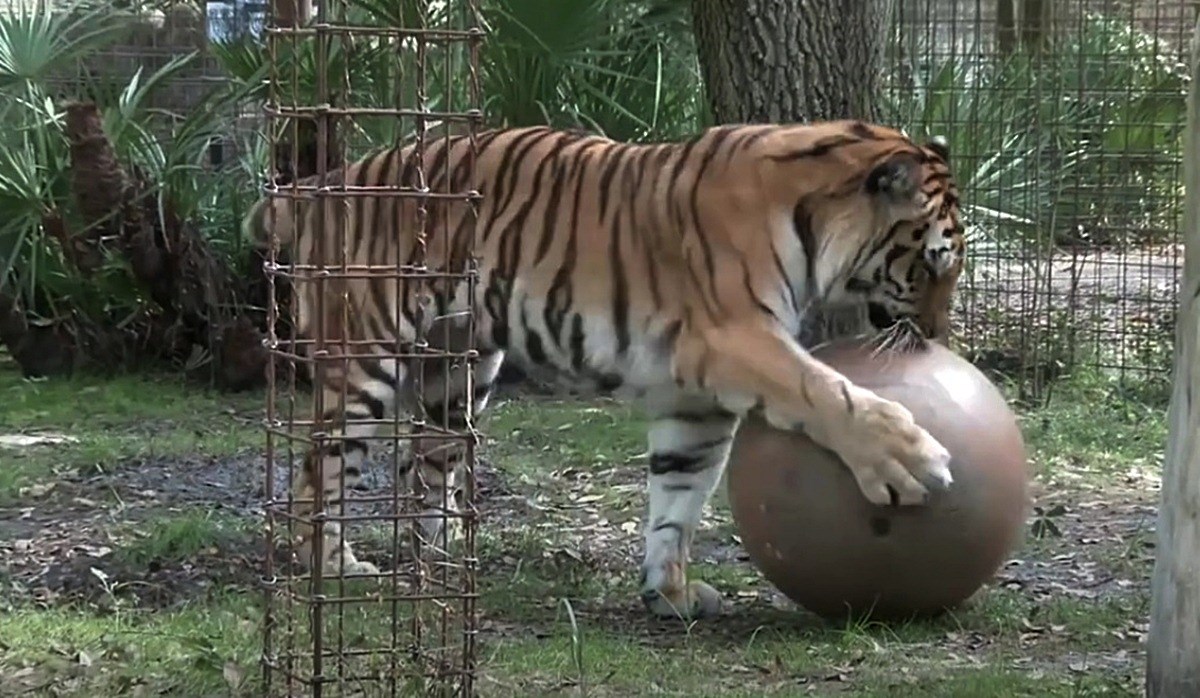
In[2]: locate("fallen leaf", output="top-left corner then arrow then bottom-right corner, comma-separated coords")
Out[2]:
12,666 -> 35,680
19,482 -> 56,497
223,661 -> 245,690
1020,617 -> 1046,633
0,432 -> 78,448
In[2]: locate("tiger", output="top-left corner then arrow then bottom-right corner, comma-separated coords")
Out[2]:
243,119 -> 965,620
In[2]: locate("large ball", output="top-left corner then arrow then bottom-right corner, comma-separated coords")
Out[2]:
726,339 -> 1029,621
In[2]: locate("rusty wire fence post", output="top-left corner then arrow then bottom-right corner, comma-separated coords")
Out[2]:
885,0 -> 1194,402
260,1 -> 485,695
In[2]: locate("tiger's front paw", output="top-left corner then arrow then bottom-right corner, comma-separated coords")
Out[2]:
641,580 -> 724,620
829,386 -> 952,506
639,558 -> 725,620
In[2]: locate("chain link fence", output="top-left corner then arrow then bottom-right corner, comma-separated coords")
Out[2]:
884,0 -> 1195,401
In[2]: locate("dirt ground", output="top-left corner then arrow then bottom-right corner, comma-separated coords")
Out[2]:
0,425 -> 1157,614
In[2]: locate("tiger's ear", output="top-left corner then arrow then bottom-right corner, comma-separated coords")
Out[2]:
864,152 -> 922,202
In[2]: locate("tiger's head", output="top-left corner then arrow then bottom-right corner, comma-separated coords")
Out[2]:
837,136 -> 964,343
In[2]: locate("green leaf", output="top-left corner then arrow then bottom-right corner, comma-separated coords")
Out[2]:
0,1 -> 131,91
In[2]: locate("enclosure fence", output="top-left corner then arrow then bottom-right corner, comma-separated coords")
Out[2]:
885,0 -> 1196,400
260,1 -> 485,695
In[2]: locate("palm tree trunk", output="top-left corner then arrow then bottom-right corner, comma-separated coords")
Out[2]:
691,0 -> 895,123
1146,11 -> 1200,697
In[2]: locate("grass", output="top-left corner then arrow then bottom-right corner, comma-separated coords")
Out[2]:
0,364 -> 263,503
113,508 -> 253,568
1018,369 -> 1167,487
0,351 -> 1164,696
1,594 -> 260,695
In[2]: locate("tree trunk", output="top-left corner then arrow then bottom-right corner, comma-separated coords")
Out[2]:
691,0 -> 895,124
997,0 -> 1017,55
1018,0 -> 1052,53
271,0 -> 312,26
1146,12 -> 1200,697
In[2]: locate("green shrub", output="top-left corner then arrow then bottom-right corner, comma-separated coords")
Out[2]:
0,1 -> 262,372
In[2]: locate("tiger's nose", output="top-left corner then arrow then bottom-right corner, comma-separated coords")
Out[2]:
924,248 -> 948,276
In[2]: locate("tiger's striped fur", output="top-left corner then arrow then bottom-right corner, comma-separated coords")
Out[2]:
245,120 -> 965,619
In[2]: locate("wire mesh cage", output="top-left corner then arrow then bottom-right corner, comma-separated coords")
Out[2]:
883,0 -> 1195,400
259,1 -> 485,695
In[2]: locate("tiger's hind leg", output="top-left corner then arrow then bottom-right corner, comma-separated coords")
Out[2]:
639,397 -> 739,620
291,376 -> 398,577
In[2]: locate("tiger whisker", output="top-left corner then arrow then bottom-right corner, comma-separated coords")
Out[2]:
865,319 -> 927,359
